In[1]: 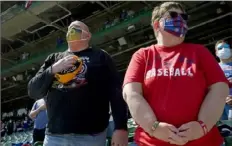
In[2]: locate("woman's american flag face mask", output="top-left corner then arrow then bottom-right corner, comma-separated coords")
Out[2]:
160,11 -> 189,37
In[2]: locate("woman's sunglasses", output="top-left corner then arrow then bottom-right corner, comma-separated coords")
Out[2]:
168,11 -> 189,21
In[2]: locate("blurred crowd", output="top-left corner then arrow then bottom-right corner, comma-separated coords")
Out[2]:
102,9 -> 135,30
1,109 -> 33,140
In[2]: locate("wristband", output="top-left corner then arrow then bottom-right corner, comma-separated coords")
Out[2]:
151,121 -> 160,131
197,120 -> 208,135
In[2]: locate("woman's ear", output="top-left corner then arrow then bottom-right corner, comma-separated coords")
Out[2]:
153,21 -> 159,30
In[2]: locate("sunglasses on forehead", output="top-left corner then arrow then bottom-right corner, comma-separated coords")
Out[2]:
168,11 -> 189,21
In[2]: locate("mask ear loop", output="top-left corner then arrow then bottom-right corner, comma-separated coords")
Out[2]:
153,6 -> 163,32
81,30 -> 91,41
153,21 -> 159,29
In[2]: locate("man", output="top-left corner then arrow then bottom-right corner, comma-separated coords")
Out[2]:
28,20 -> 128,146
215,40 -> 232,120
29,99 -> 48,144
123,2 -> 229,146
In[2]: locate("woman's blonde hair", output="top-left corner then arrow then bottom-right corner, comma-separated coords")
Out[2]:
151,2 -> 185,25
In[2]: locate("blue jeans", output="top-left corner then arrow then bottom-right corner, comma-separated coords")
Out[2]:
43,130 -> 107,146
221,104 -> 232,120
107,121 -> 114,138
106,121 -> 138,146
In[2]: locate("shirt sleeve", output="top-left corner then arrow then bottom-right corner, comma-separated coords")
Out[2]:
103,50 -> 128,131
198,45 -> 229,87
28,53 -> 56,99
31,102 -> 37,111
123,49 -> 146,87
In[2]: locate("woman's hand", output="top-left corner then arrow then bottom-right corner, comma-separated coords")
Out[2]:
178,121 -> 205,141
152,122 -> 188,145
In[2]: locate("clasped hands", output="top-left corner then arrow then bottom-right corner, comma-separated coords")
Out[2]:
151,121 -> 205,145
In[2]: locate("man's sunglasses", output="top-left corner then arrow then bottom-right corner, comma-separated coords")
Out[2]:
168,11 -> 189,21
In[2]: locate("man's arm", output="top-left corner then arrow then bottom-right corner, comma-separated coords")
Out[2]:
198,82 -> 229,130
28,102 -> 38,119
226,95 -> 232,105
29,109 -> 40,120
123,83 -> 157,134
29,102 -> 46,119
104,51 -> 128,131
28,54 -> 55,99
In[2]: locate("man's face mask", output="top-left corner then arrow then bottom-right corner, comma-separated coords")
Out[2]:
159,11 -> 188,37
216,43 -> 231,59
66,26 -> 91,51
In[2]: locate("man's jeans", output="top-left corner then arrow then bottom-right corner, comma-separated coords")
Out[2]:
107,121 -> 137,146
43,130 -> 107,146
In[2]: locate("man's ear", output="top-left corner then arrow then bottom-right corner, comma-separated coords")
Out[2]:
88,32 -> 92,40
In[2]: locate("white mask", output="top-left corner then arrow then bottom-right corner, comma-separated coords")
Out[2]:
217,48 -> 231,59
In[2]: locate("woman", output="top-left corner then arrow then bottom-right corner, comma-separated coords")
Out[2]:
123,2 -> 229,146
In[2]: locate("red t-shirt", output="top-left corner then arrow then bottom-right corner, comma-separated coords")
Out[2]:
123,43 -> 228,146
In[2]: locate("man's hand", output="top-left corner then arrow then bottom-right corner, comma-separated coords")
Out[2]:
152,122 -> 188,145
178,121 -> 204,141
111,130 -> 128,146
38,104 -> 46,111
52,55 -> 77,74
226,96 -> 232,105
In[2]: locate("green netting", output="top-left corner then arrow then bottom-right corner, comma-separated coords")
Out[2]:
1,9 -> 152,75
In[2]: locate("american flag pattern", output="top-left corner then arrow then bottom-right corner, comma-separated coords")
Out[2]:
162,15 -> 188,37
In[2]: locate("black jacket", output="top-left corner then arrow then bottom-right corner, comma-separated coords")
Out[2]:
28,47 -> 128,134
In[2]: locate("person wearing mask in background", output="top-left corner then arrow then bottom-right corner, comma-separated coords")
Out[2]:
215,40 -> 232,120
123,2 -> 229,146
28,20 -> 128,146
29,99 -> 48,144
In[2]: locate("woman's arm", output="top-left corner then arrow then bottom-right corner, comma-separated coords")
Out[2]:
123,82 -> 157,134
123,49 -> 157,134
198,82 -> 229,130
123,49 -> 183,144
198,45 -> 229,131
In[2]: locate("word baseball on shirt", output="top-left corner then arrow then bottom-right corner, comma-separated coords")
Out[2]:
146,67 -> 193,79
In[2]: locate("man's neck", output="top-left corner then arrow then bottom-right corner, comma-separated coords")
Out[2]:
68,46 -> 89,53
